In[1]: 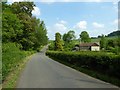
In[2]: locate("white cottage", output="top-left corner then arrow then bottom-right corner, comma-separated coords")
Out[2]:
79,43 -> 100,51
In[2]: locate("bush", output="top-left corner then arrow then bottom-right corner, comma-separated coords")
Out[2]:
46,51 -> 120,79
2,43 -> 32,81
48,42 -> 55,50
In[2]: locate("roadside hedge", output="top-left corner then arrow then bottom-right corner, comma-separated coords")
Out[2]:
2,43 -> 33,81
46,51 -> 120,79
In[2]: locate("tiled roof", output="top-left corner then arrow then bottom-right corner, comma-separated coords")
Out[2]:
79,43 -> 99,47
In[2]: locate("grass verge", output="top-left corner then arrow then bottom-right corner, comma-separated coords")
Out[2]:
2,54 -> 34,88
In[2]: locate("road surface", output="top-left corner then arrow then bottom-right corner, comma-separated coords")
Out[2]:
17,46 -> 119,88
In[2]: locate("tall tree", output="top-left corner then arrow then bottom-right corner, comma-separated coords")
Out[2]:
100,34 -> 106,50
63,30 -> 76,43
80,31 -> 90,43
2,8 -> 23,43
34,19 -> 48,50
2,2 -> 48,51
55,32 -> 63,51
11,2 -> 35,16
10,2 -> 36,50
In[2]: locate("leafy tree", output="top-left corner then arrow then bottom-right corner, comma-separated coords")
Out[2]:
63,33 -> 67,42
107,30 -> 120,37
8,2 -> 36,50
0,2 -> 2,42
2,10 -> 23,43
63,30 -> 76,43
100,34 -> 106,50
106,37 -> 120,54
117,37 -> 120,46
11,2 -> 35,17
34,19 -> 48,50
55,32 -> 63,51
80,31 -> 90,43
62,30 -> 76,51
107,39 -> 115,48
2,2 -> 10,11
2,2 -> 48,51
2,1 -> 49,83
48,41 -> 55,50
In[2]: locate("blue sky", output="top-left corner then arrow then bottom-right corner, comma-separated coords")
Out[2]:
8,0 -> 118,40
33,2 -> 118,40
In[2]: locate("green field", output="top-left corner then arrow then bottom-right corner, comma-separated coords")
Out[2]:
91,36 -> 118,42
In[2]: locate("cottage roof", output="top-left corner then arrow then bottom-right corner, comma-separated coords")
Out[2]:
79,43 -> 99,47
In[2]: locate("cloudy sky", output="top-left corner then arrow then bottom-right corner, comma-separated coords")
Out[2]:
8,0 -> 119,40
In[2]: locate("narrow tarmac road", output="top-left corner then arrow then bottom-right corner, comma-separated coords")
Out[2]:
17,46 -> 119,88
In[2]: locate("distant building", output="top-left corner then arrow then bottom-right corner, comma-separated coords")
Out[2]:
72,45 -> 80,51
79,43 -> 100,51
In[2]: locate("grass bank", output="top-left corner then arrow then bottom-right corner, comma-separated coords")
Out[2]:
2,43 -> 35,88
2,54 -> 34,88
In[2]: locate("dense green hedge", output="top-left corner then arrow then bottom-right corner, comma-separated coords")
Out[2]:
2,43 -> 33,81
46,51 -> 120,79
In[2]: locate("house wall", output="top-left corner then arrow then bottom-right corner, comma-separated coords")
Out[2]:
80,46 -> 90,51
91,46 -> 100,51
72,46 -> 79,51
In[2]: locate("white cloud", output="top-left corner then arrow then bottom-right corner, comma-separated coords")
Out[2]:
59,20 -> 67,25
113,2 -> 118,5
113,19 -> 120,25
74,21 -> 87,30
112,1 -> 118,12
113,19 -> 118,25
93,22 -> 104,28
32,7 -> 41,17
113,2 -> 118,12
47,20 -> 68,40
53,20 -> 67,32
54,23 -> 67,31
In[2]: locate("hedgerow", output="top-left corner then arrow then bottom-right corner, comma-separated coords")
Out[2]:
46,51 -> 120,79
2,43 -> 33,81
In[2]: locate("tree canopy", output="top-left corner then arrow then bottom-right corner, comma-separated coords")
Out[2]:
100,34 -> 106,50
80,31 -> 90,43
2,2 -> 48,51
55,32 -> 63,51
63,30 -> 76,43
107,30 -> 120,37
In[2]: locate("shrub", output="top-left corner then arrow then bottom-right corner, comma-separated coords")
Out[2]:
48,42 -> 55,50
2,43 -> 32,81
46,51 -> 120,79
